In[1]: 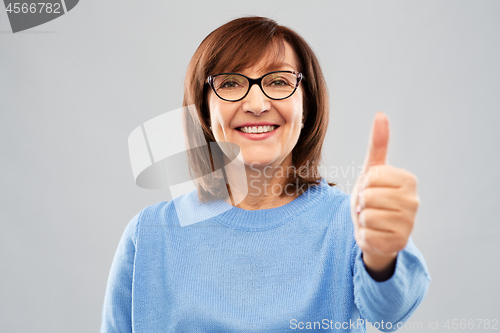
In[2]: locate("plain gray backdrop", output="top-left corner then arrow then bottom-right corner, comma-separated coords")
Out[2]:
1,0 -> 499,332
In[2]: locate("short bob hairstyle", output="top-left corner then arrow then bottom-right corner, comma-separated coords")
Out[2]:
183,16 -> 334,202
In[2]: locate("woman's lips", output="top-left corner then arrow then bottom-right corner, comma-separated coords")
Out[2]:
236,126 -> 279,140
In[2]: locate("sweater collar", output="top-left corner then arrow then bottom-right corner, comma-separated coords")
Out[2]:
173,179 -> 331,231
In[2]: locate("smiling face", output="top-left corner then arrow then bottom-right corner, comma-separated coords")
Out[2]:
208,41 -> 304,169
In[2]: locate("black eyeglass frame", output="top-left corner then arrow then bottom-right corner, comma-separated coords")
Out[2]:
206,70 -> 304,102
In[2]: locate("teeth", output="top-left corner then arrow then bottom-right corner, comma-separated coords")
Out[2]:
239,125 -> 277,133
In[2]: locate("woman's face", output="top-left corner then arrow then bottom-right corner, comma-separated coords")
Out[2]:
208,41 -> 304,169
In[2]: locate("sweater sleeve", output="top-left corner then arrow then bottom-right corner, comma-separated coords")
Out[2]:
99,213 -> 140,333
352,237 -> 431,332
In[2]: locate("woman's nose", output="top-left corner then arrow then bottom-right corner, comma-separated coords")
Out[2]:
242,84 -> 270,116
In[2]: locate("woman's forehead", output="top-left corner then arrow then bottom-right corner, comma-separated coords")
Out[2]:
217,41 -> 299,75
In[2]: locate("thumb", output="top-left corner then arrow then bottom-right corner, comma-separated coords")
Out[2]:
362,112 -> 389,174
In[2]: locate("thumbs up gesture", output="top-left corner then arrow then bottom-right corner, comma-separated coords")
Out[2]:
350,112 -> 420,280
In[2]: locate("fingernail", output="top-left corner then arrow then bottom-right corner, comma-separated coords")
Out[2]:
356,204 -> 361,215
358,191 -> 365,209
359,212 -> 365,227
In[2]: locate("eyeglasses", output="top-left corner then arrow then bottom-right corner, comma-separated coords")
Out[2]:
207,70 -> 304,102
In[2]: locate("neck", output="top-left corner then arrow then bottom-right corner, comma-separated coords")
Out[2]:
223,154 -> 300,210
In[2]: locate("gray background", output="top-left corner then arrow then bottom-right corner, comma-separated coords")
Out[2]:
1,0 -> 499,332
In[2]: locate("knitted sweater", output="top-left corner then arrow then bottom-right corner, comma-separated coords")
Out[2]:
100,180 -> 430,332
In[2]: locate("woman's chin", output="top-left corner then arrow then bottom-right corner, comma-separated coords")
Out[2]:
243,159 -> 275,168
240,154 -> 276,167
239,150 -> 290,169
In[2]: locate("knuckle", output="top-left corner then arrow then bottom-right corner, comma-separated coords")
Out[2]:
403,196 -> 419,211
363,188 -> 373,205
399,191 -> 419,211
392,210 -> 405,222
405,172 -> 418,187
411,197 -> 420,210
400,210 -> 413,223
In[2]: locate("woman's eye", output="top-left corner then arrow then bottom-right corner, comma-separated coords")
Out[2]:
270,79 -> 290,87
220,81 -> 239,88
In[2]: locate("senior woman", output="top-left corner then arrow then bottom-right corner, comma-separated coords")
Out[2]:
100,16 -> 430,332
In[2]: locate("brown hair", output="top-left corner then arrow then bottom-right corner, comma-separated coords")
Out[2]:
182,16 -> 335,202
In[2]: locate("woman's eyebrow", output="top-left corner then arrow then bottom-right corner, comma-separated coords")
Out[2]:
262,63 -> 294,71
236,63 -> 296,76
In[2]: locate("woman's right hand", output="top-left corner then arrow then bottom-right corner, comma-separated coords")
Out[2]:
350,112 -> 420,280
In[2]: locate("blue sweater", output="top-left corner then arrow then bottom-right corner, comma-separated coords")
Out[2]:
100,180 -> 430,332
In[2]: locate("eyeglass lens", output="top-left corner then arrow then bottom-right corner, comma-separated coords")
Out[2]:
212,72 -> 298,101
